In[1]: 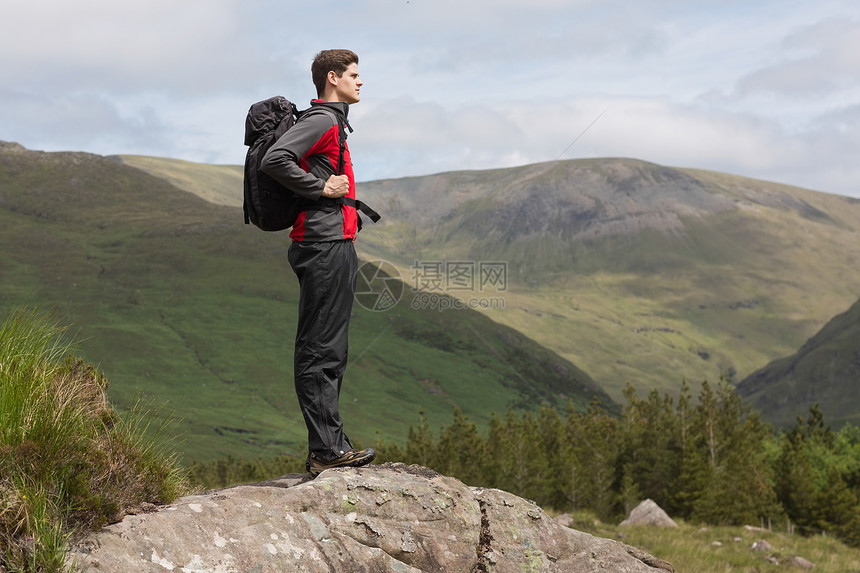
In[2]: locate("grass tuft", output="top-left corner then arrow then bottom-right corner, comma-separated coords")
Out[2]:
561,509 -> 860,573
0,308 -> 193,572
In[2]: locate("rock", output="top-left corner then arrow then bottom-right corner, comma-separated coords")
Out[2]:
751,539 -> 774,553
790,556 -> 815,570
620,499 -> 679,528
0,141 -> 27,153
554,513 -> 574,528
67,463 -> 673,572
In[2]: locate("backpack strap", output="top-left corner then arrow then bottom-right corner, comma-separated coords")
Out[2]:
340,197 -> 381,222
298,197 -> 380,223
296,106 -> 379,228
336,117 -> 353,176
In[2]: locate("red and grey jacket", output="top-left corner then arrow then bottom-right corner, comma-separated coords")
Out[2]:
261,100 -> 367,242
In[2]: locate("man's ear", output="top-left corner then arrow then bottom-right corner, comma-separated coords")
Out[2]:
327,70 -> 339,86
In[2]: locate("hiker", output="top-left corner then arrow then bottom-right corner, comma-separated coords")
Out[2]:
260,49 -> 376,476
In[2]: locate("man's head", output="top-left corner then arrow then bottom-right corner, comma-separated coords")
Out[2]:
312,49 -> 362,103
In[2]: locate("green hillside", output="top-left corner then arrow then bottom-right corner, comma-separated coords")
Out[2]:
738,297 -> 860,428
121,151 -> 860,427
119,154 -> 243,207
352,160 -> 860,403
0,142 -> 613,464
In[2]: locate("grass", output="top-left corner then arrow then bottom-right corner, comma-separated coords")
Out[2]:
1,306 -> 856,572
563,510 -> 860,573
119,155 -> 243,207
354,161 -> 860,407
0,147 -> 608,466
0,308 -> 193,572
6,145 -> 860,470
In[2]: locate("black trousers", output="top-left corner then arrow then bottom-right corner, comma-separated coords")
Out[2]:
288,239 -> 357,460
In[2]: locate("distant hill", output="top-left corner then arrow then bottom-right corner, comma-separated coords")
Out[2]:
119,155 -> 242,207
119,151 -> 860,428
354,159 -> 860,401
0,141 -> 613,463
737,297 -> 860,429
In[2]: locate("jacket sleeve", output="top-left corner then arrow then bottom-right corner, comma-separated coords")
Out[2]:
260,112 -> 333,200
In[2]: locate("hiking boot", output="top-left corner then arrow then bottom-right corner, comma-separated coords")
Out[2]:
306,448 -> 377,476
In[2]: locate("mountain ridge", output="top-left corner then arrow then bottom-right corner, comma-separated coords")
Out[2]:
737,297 -> 860,428
0,141 -> 612,463
353,157 -> 860,402
115,149 -> 860,426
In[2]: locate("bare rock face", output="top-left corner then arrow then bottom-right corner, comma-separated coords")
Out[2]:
68,463 -> 673,572
619,499 -> 679,528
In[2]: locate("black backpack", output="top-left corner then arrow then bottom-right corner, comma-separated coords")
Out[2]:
242,95 -> 380,232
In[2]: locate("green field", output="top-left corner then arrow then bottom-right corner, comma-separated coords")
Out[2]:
568,512 -> 860,573
352,160 -> 860,420
120,151 -> 860,421
0,144 -> 610,464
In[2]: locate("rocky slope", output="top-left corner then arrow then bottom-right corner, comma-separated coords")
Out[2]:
737,297 -> 860,428
68,463 -> 673,573
354,158 -> 860,406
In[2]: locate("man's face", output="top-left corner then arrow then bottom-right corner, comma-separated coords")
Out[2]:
332,63 -> 362,104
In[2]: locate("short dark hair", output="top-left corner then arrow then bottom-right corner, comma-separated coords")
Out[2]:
311,49 -> 359,98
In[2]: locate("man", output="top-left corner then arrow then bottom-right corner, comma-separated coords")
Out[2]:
261,49 -> 375,476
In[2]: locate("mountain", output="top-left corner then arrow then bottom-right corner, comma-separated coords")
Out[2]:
737,297 -> 860,429
120,154 -> 242,207
0,141 -> 613,463
119,151 -> 860,427
353,159 -> 860,401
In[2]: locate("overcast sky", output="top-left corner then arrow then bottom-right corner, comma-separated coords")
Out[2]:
2,0 -> 859,197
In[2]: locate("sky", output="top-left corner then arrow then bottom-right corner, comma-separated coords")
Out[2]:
2,0 -> 859,197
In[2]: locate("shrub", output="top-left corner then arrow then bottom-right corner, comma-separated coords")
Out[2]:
0,308 -> 193,572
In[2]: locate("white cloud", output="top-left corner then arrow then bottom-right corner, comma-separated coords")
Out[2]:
1,0 -> 859,197
737,18 -> 860,97
351,96 -> 799,182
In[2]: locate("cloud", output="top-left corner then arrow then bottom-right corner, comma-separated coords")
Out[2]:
0,0 -> 276,96
351,94 -> 860,198
0,89 -> 170,153
737,18 -> 860,97
1,0 -> 859,197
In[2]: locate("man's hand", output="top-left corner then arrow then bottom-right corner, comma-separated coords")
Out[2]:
321,174 -> 349,198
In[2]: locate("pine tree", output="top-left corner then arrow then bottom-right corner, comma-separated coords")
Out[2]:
435,407 -> 484,485
482,413 -> 505,488
687,380 -> 781,525
774,405 -> 859,541
775,417 -> 821,535
492,408 -> 547,504
616,385 -> 680,513
672,380 -> 701,517
819,465 -> 860,544
568,398 -> 618,519
405,409 -> 437,469
538,404 -> 573,510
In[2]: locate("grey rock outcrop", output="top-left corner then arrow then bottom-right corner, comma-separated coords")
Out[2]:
68,463 -> 673,572
790,555 -> 815,570
750,539 -> 774,553
619,499 -> 679,528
